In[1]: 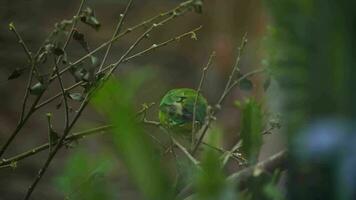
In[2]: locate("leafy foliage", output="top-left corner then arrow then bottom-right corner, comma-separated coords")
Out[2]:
238,99 -> 263,164
92,70 -> 174,200
55,150 -> 114,200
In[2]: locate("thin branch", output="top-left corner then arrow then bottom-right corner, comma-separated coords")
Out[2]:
191,34 -> 265,156
122,26 -> 202,62
24,7 -> 172,198
225,68 -> 266,97
35,26 -> 202,110
222,140 -> 242,167
179,150 -> 288,200
98,0 -> 133,72
54,58 -> 69,129
8,22 -> 33,60
0,0 -> 86,159
51,0 -> 196,81
1,102 -> 157,167
172,137 -> 200,167
0,125 -> 112,167
0,23 -> 35,158
23,0 -> 88,199
216,33 -> 248,107
62,0 -> 86,50
227,150 -> 288,185
191,51 -> 215,150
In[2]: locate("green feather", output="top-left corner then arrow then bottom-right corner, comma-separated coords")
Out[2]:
159,88 -> 208,135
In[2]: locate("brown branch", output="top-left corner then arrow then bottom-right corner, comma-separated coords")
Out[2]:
97,0 -> 133,72
34,26 -> 202,110
178,150 -> 288,200
227,150 -> 288,185
191,51 -> 215,150
191,35 -> 249,155
0,125 -> 112,168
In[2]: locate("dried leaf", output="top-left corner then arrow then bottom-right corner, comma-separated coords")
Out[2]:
80,7 -> 101,31
8,67 -> 26,80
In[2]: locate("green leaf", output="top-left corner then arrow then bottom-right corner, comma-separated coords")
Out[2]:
30,82 -> 46,95
55,150 -> 114,200
240,98 -> 263,164
239,78 -> 253,91
92,69 -> 173,200
80,7 -> 101,31
194,127 -> 237,200
68,92 -> 84,102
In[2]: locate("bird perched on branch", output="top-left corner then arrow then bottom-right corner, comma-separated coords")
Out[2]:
159,88 -> 208,135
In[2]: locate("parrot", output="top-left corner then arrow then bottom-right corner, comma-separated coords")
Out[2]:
159,88 -> 208,136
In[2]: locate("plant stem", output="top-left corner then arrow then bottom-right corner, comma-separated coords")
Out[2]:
35,26 -> 202,110
191,51 -> 215,151
97,0 -> 133,72
0,125 -> 112,168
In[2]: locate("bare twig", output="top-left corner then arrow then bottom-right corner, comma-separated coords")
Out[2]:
191,51 -> 215,150
0,125 -> 112,167
227,150 -> 288,185
179,150 -> 288,200
216,33 -> 248,107
97,0 -> 133,72
192,34 -> 265,155
53,59 -> 69,129
35,26 -> 202,110
0,24 -> 35,158
24,7 -> 180,198
8,23 -> 33,60
52,0 -> 196,81
0,0 -> 86,158
23,0 -> 88,198
172,137 -> 200,167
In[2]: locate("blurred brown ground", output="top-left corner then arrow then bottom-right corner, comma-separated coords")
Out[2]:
0,0 -> 284,199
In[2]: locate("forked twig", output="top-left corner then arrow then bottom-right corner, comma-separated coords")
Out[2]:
191,51 -> 215,150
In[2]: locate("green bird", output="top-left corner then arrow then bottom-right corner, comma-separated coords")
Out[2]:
159,88 -> 208,135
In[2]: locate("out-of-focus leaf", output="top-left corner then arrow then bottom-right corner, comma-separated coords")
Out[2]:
263,76 -> 271,91
192,0 -> 203,14
30,82 -> 46,95
239,99 -> 263,164
194,127 -> 237,200
8,67 -> 26,80
239,78 -> 253,91
80,7 -> 101,31
55,150 -> 114,200
242,170 -> 283,200
234,100 -> 242,109
92,69 -> 173,200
